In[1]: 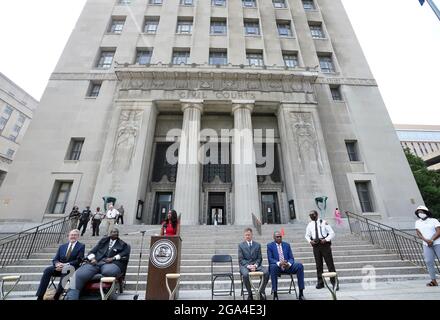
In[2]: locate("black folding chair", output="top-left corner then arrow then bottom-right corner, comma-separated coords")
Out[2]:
272,273 -> 298,299
211,255 -> 235,300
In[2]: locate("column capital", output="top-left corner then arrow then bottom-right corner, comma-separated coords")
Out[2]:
180,99 -> 204,113
231,100 -> 255,114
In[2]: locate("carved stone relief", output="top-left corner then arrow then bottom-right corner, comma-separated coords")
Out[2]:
290,112 -> 324,175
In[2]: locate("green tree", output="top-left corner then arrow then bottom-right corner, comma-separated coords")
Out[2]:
404,148 -> 440,218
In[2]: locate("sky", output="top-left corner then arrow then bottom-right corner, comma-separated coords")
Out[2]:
0,0 -> 439,125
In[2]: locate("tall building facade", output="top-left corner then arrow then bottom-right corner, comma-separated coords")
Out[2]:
0,73 -> 38,189
0,0 -> 423,226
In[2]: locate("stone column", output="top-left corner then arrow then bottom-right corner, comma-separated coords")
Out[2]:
232,101 -> 261,225
174,100 -> 203,225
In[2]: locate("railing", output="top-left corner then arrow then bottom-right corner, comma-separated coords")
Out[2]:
251,213 -> 262,236
0,216 -> 74,268
346,211 -> 440,273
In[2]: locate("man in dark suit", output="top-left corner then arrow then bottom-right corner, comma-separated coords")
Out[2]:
267,231 -> 305,300
64,228 -> 130,300
35,229 -> 85,300
238,228 -> 269,300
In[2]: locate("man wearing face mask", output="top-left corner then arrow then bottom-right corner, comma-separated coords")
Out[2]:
305,210 -> 337,290
415,205 -> 440,287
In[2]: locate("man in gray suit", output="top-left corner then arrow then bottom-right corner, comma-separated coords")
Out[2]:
238,228 -> 269,300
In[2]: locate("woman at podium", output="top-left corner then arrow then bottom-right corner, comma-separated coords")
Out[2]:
161,209 -> 180,236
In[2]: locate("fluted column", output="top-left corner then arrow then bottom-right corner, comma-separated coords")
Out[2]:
174,100 -> 203,225
232,101 -> 261,225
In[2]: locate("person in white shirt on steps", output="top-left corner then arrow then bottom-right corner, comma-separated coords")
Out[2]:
415,205 -> 440,287
104,203 -> 119,236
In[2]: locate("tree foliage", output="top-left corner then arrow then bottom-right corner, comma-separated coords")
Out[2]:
404,148 -> 440,218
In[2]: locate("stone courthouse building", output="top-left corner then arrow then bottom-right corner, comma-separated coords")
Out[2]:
0,0 -> 424,226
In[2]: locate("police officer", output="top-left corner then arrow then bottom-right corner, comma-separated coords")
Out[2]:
78,206 -> 92,236
305,210 -> 338,290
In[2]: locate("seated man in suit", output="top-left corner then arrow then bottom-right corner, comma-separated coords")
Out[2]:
64,228 -> 130,300
238,228 -> 269,300
35,229 -> 85,300
267,231 -> 305,300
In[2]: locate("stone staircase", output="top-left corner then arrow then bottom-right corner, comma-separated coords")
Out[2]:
0,222 -> 429,299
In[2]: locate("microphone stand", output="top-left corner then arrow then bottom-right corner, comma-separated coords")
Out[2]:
133,230 -> 146,300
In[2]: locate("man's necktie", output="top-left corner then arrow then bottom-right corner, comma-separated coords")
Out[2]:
314,221 -> 320,241
66,244 -> 72,260
277,244 -> 285,263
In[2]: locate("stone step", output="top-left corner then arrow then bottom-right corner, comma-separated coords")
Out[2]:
0,265 -> 426,282
30,243 -> 375,254
3,273 -> 429,293
9,253 -> 404,266
0,259 -> 418,273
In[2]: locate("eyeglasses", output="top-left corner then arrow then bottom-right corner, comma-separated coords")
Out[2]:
275,236 -> 282,238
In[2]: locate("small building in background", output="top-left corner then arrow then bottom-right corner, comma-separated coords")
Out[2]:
395,124 -> 440,170
0,73 -> 39,187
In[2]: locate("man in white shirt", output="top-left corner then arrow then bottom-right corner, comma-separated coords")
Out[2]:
305,210 -> 337,290
415,205 -> 440,287
104,203 -> 120,236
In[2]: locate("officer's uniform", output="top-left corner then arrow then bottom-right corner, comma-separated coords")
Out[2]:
305,219 -> 337,287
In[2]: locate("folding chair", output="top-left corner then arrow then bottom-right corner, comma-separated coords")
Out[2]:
272,273 -> 298,299
211,255 -> 235,300
240,273 -> 263,300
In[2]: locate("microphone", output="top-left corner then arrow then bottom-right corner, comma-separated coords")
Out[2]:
163,223 -> 168,235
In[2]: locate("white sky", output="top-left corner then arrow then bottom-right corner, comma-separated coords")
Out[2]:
0,0 -> 439,125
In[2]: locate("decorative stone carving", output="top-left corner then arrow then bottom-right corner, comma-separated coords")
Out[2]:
290,112 -> 324,175
108,110 -> 143,173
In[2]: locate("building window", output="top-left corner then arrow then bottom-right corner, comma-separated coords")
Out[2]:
108,17 -> 126,34
117,0 -> 131,4
9,122 -> 23,142
144,18 -> 159,34
136,49 -> 152,65
212,0 -> 226,6
244,20 -> 260,35
149,0 -> 162,4
355,181 -> 374,213
277,21 -> 293,37
49,181 -> 73,214
209,50 -> 228,65
210,19 -> 227,35
67,138 -> 85,161
17,114 -> 26,124
176,18 -> 193,34
242,0 -> 256,7
87,82 -> 102,98
172,49 -> 190,64
273,0 -> 287,8
302,0 -> 315,10
330,85 -> 342,101
283,53 -> 298,68
96,50 -> 115,69
310,23 -> 325,39
247,51 -> 264,66
318,55 -> 335,73
0,105 -> 13,131
152,143 -> 178,182
6,149 -> 14,158
345,141 -> 359,161
180,0 -> 193,5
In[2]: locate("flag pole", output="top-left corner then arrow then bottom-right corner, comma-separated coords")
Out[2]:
426,0 -> 440,21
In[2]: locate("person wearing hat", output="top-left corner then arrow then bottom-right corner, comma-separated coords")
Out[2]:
415,205 -> 440,287
305,210 -> 338,290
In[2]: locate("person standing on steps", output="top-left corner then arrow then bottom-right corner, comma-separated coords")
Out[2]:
415,205 -> 440,287
116,205 -> 125,225
91,207 -> 104,237
305,210 -> 338,291
77,206 -> 92,236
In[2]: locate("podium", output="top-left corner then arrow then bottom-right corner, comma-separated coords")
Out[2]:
146,236 -> 182,300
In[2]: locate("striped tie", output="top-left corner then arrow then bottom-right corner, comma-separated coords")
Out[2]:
277,244 -> 284,262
